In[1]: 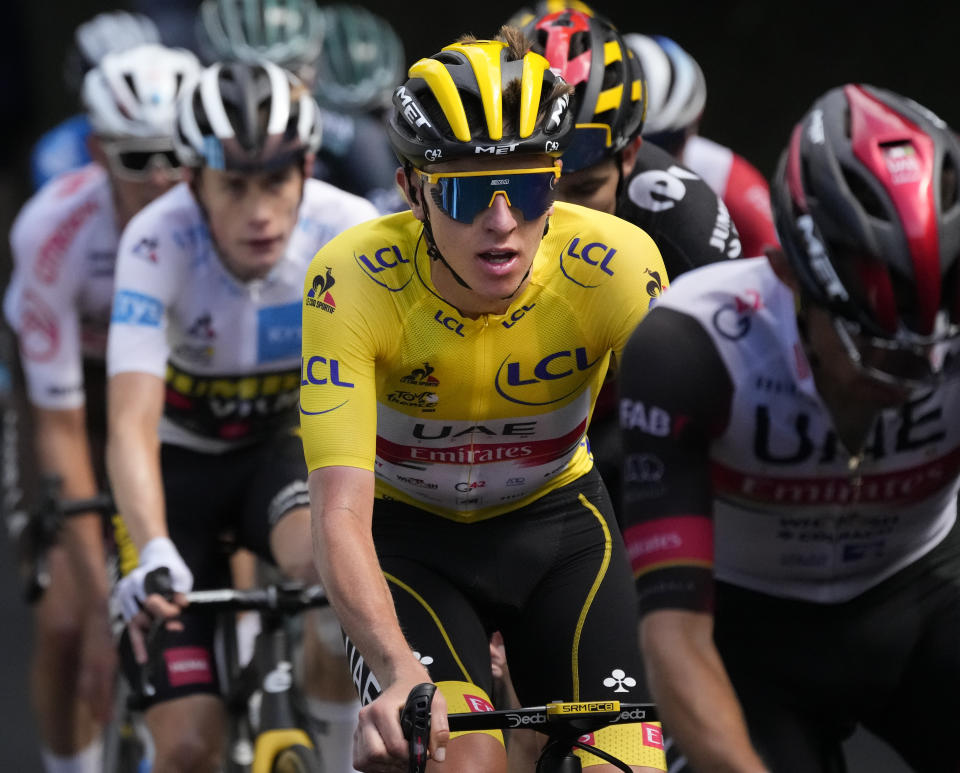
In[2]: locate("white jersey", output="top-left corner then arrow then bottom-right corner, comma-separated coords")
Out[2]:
107,179 -> 378,452
656,258 -> 960,602
4,164 -> 118,409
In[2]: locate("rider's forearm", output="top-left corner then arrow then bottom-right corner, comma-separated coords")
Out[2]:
640,609 -> 769,773
309,468 -> 427,688
33,406 -> 110,604
106,374 -> 167,550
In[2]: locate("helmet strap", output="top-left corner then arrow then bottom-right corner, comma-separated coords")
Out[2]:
613,149 -> 627,206
406,167 -> 474,291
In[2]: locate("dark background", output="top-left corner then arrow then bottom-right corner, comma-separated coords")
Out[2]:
3,0 -> 959,187
1,0 -> 955,768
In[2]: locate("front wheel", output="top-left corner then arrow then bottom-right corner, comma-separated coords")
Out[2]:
271,744 -> 323,773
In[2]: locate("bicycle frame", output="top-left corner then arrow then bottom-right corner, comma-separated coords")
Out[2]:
177,584 -> 328,773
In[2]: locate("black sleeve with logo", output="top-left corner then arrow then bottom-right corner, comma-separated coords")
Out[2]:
617,141 -> 742,280
619,307 -> 733,614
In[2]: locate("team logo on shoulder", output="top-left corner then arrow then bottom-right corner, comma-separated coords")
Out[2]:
401,362 -> 439,386
306,267 -> 336,313
644,268 -> 664,307
133,236 -> 159,263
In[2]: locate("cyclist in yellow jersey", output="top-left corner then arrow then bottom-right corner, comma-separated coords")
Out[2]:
302,27 -> 667,773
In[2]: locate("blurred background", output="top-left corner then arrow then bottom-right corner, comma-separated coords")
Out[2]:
1,0 -> 956,768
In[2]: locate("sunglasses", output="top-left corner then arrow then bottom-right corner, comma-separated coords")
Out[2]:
560,125 -> 612,175
833,314 -> 960,390
102,139 -> 182,182
415,166 -> 560,224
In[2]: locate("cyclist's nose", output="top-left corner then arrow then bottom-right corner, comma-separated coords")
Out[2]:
480,193 -> 520,233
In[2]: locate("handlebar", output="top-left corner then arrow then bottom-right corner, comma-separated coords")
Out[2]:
184,583 -> 329,612
16,475 -> 115,603
143,568 -> 328,614
400,682 -> 659,773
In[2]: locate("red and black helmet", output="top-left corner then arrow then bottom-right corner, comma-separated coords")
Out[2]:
772,84 -> 960,341
524,10 -> 645,174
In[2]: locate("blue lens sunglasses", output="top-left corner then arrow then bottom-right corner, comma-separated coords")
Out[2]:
415,165 -> 561,224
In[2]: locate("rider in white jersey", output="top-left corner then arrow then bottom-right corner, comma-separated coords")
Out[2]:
620,84 -> 960,772
4,44 -> 199,773
626,33 -> 780,258
106,59 -> 376,772
108,177 -> 374,451
7,165 -> 120,405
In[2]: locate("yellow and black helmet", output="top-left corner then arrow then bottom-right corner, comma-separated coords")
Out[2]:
526,10 -> 645,173
505,0 -> 595,29
387,38 -> 575,169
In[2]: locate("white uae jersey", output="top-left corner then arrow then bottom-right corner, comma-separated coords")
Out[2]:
5,164 -> 118,409
656,258 -> 960,602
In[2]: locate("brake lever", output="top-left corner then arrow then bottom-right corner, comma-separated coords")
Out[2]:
138,567 -> 177,698
400,682 -> 437,773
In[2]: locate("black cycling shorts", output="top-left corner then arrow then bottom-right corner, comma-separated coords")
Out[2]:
347,467 -> 650,707
119,429 -> 310,707
712,518 -> 960,773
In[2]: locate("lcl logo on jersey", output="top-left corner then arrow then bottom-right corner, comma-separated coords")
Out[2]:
494,347 -> 602,405
300,356 -> 354,388
306,267 -> 336,313
356,245 -> 413,292
299,355 -> 355,416
560,237 -> 617,288
435,310 -> 465,337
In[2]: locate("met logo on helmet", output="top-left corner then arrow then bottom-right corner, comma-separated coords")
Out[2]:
396,87 -> 431,130
546,93 -> 569,132
797,215 -> 848,302
476,143 -> 519,155
807,109 -> 825,144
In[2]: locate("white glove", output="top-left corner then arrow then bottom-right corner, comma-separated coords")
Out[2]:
116,537 -> 193,622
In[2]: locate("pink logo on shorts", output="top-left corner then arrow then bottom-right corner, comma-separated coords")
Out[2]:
577,732 -> 596,746
464,694 -> 494,712
164,646 -> 213,687
642,723 -> 664,749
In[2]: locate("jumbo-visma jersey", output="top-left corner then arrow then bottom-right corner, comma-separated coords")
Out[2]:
300,202 -> 667,520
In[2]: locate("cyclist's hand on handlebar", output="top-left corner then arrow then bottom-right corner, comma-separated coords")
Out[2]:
115,538 -> 193,663
354,667 -> 449,771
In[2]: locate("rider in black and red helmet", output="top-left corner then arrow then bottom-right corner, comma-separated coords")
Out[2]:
772,83 -> 960,389
621,83 -> 960,773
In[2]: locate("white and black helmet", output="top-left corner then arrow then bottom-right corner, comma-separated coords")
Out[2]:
197,0 -> 325,72
624,33 -> 706,151
64,10 -> 162,94
174,60 -> 322,171
82,44 -> 201,138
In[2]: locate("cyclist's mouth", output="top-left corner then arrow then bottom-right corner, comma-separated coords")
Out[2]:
246,236 -> 282,254
477,249 -> 519,273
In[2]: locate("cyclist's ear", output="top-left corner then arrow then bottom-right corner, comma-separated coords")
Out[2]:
398,165 -> 424,218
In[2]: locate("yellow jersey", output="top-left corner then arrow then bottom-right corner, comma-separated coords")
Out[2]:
300,202 -> 666,521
